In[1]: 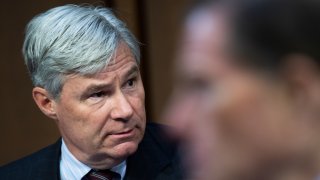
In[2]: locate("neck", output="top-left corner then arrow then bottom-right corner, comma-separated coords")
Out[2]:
62,139 -> 124,169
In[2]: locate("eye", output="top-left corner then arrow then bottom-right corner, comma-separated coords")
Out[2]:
182,77 -> 211,95
90,91 -> 106,98
126,77 -> 136,88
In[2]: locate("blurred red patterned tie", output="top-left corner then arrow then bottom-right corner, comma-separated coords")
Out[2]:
81,169 -> 120,180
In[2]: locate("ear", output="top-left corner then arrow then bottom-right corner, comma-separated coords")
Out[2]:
32,87 -> 58,120
282,54 -> 320,106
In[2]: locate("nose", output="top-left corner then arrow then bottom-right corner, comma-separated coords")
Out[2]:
110,92 -> 134,121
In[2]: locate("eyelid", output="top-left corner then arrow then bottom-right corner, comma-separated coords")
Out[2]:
85,88 -> 111,100
90,91 -> 105,97
123,76 -> 138,88
128,73 -> 138,81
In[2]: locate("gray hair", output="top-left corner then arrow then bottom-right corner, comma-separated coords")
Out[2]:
23,4 -> 140,99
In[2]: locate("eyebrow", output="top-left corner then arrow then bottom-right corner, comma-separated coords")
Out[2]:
80,84 -> 113,100
124,65 -> 140,79
81,65 -> 140,95
79,82 -> 111,100
85,83 -> 112,92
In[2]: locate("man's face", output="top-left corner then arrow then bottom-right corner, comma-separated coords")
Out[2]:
53,43 -> 146,168
166,7 -> 316,179
165,8 -> 235,178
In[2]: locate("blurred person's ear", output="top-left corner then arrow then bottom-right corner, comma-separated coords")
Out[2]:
282,54 -> 320,110
32,87 -> 58,120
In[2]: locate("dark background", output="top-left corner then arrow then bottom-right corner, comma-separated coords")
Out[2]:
0,0 -> 190,165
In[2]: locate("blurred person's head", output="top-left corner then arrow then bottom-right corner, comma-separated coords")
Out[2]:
165,0 -> 320,179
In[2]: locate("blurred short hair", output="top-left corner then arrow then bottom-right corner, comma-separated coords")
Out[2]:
187,0 -> 320,72
230,0 -> 320,71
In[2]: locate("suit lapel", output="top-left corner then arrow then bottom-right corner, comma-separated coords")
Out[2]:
124,127 -> 172,180
35,139 -> 62,180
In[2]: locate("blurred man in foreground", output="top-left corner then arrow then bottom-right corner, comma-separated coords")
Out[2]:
166,0 -> 320,179
0,4 -> 181,180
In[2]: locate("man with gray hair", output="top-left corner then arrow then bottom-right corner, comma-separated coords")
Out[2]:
0,4 -> 181,180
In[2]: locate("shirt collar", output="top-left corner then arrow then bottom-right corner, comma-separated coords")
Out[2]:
111,160 -> 127,178
60,139 -> 126,180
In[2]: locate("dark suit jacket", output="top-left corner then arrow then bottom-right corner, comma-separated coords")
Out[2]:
0,123 -> 183,180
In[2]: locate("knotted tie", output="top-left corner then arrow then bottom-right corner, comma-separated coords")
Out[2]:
82,169 -> 120,180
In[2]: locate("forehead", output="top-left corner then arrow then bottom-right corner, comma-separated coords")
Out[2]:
64,43 -> 137,83
89,42 -> 138,81
103,42 -> 137,73
177,8 -> 230,78
184,6 -> 228,48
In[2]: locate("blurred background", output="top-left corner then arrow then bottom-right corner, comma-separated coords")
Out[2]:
0,0 -> 190,165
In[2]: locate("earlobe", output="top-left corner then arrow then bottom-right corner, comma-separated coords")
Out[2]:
32,87 -> 58,119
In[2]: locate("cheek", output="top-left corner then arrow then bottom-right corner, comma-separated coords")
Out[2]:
207,78 -> 269,142
56,101 -> 107,138
56,103 -> 84,126
210,78 -> 297,154
129,86 -> 146,120
56,107 -> 92,145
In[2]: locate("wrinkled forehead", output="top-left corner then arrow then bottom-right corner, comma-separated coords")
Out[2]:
177,7 -> 232,76
183,4 -> 230,46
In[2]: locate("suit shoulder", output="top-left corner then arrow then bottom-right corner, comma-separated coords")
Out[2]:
0,140 -> 61,179
143,122 -> 179,159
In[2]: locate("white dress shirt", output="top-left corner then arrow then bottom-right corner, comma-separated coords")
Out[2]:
60,139 -> 127,180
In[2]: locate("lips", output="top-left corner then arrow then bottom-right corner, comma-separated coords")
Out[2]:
110,128 -> 135,138
115,129 -> 133,135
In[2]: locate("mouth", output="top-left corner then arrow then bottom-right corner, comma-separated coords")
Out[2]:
110,128 -> 135,139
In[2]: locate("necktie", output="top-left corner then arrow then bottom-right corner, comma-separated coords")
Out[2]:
82,169 -> 120,180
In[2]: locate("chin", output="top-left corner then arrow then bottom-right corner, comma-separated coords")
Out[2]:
111,141 -> 140,159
